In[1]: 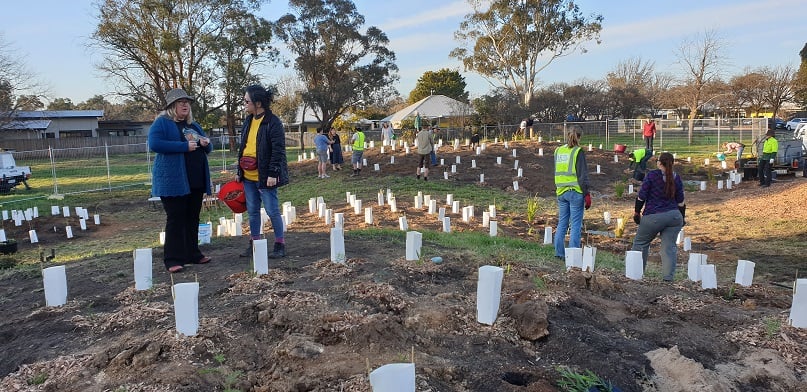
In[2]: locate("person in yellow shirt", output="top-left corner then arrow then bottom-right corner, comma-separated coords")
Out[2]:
236,85 -> 289,258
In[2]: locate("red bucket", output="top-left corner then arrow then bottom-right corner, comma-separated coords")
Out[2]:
613,144 -> 626,153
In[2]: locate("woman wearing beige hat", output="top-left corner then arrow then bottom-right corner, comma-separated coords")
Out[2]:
148,88 -> 213,273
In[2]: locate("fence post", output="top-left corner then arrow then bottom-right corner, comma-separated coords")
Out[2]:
105,143 -> 113,192
220,135 -> 227,172
49,146 -> 59,196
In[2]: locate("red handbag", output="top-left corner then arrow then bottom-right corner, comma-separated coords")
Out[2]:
239,156 -> 258,171
217,181 -> 247,213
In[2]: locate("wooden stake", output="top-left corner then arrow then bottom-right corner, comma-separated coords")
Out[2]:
411,346 -> 415,364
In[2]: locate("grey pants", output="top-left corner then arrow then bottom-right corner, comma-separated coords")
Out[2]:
632,209 -> 683,281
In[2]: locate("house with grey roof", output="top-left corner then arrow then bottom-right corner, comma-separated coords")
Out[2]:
0,110 -> 105,140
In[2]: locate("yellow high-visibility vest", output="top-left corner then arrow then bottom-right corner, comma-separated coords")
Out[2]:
554,145 -> 582,196
352,131 -> 365,151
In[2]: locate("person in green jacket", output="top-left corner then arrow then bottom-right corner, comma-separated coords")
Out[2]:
758,129 -> 778,188
628,148 -> 652,181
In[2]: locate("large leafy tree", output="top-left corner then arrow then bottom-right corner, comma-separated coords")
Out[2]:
451,0 -> 602,107
564,79 -> 605,120
15,95 -> 44,111
273,0 -> 399,133
409,69 -> 469,103
47,98 -> 75,111
533,84 -> 567,122
472,89 -> 522,127
76,95 -> 112,112
91,0 -> 276,134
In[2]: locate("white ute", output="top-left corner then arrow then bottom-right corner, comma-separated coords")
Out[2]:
0,151 -> 31,193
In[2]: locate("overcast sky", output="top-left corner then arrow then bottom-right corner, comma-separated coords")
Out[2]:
1,0 -> 805,104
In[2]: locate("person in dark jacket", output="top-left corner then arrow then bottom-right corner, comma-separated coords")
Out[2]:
632,152 -> 685,282
237,85 -> 289,259
148,88 -> 213,273
329,128 -> 344,171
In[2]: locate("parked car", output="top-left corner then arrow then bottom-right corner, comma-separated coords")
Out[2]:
786,118 -> 807,131
769,118 -> 786,129
0,151 -> 31,193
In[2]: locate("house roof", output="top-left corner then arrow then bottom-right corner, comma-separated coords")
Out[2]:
0,119 -> 52,130
382,95 -> 473,123
14,110 -> 104,119
286,104 -> 365,127
288,105 -> 324,126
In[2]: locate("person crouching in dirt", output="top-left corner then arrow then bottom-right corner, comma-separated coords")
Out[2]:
628,148 -> 652,182
722,141 -> 745,163
470,131 -> 480,150
631,152 -> 685,282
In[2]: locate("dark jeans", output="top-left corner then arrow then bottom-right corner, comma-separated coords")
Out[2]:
161,191 -> 204,269
644,136 -> 654,151
758,159 -> 772,186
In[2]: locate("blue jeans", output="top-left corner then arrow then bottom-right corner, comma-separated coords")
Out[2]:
242,180 -> 284,242
554,190 -> 584,257
430,150 -> 437,166
631,209 -> 683,281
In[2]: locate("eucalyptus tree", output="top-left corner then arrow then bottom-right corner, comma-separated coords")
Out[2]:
451,0 -> 602,107
273,0 -> 398,132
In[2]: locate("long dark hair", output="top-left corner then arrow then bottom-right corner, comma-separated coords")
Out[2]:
659,152 -> 676,199
245,85 -> 273,112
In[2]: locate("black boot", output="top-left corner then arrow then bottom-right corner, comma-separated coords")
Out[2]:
268,242 -> 286,259
239,239 -> 252,257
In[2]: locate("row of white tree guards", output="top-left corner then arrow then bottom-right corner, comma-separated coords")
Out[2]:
37,183 -> 803,391
538,220 -> 804,328
1,205 -> 101,245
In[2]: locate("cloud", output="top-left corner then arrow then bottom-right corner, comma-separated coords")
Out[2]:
595,0 -> 805,52
380,1 -> 472,31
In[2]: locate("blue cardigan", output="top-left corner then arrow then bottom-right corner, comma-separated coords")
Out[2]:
148,114 -> 212,197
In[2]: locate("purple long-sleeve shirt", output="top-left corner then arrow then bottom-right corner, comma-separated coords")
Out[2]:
637,169 -> 684,215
